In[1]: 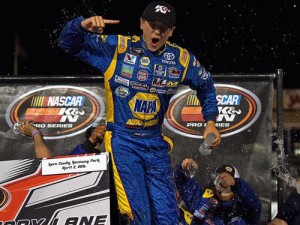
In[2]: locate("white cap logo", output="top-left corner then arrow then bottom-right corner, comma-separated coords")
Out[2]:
155,5 -> 170,14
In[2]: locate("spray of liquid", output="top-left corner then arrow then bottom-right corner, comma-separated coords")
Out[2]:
49,0 -> 112,49
271,135 -> 297,190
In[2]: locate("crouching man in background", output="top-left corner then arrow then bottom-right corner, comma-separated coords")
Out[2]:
175,158 -> 261,225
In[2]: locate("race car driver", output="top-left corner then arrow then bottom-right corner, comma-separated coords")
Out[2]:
58,1 -> 221,224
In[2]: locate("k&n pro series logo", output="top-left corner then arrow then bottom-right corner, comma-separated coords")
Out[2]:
5,86 -> 105,140
164,84 -> 261,138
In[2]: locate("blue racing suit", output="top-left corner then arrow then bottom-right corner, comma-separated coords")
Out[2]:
59,16 -> 218,225
69,139 -> 102,155
175,163 -> 261,225
275,192 -> 300,225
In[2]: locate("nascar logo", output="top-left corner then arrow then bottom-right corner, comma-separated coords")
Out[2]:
164,84 -> 261,138
6,86 -> 105,140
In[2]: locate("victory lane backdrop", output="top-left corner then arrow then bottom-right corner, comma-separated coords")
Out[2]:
0,74 -> 274,223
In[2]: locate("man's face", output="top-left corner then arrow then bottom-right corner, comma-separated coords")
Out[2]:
140,19 -> 174,52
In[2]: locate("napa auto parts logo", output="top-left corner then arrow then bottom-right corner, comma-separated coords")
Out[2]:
164,84 -> 261,138
5,86 -> 105,140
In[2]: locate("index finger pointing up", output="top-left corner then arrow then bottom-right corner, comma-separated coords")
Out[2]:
103,19 -> 120,25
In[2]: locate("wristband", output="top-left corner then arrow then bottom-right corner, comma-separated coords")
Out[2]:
31,129 -> 42,138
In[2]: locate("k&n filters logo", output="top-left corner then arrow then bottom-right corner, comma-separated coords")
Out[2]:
6,86 -> 105,140
164,84 -> 261,138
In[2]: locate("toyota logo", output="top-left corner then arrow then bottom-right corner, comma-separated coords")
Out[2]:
164,52 -> 175,60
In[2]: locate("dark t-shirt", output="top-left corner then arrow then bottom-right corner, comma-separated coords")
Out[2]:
275,192 -> 300,225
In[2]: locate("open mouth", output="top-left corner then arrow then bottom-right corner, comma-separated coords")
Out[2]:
152,38 -> 159,44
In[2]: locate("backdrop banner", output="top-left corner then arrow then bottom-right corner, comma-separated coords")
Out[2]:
0,153 -> 110,224
0,75 -> 274,223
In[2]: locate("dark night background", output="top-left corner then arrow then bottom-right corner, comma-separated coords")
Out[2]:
1,0 -> 299,88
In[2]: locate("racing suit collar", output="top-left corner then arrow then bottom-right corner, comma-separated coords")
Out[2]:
139,35 -> 167,56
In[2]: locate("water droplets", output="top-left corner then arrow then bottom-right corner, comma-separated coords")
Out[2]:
272,133 -> 297,189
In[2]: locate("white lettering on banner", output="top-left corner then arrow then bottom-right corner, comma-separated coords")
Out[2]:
47,123 -> 73,128
186,122 -> 230,128
217,106 -> 241,122
186,123 -> 203,127
65,216 -> 108,225
42,153 -> 107,175
216,95 -> 241,105
58,108 -> 85,122
47,96 -> 85,106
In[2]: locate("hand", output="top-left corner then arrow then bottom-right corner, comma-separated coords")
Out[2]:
203,121 -> 221,147
181,158 -> 198,171
81,16 -> 120,33
267,218 -> 288,225
89,125 -> 107,144
17,120 -> 38,137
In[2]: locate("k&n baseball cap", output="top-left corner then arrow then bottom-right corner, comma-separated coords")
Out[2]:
141,1 -> 176,29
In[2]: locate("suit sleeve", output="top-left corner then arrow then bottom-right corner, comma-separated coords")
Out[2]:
174,163 -> 204,212
181,52 -> 218,122
234,178 -> 262,224
58,16 -> 118,73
